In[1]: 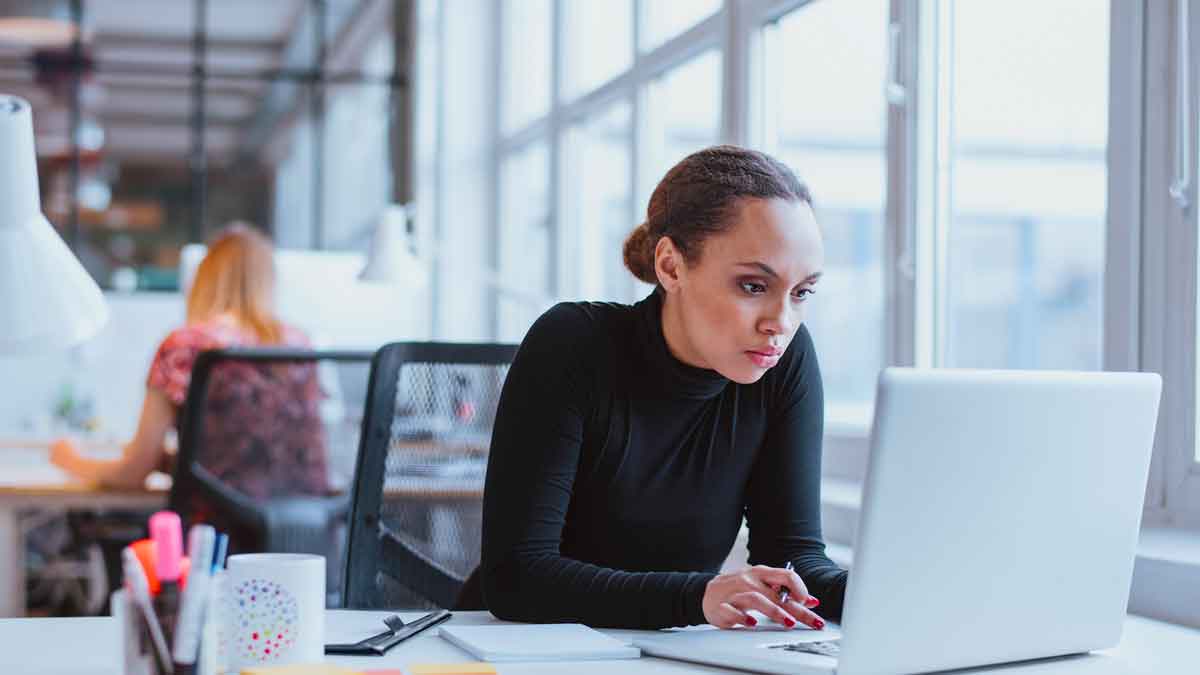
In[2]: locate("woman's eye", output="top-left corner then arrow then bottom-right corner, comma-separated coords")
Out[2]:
740,281 -> 767,295
792,288 -> 815,301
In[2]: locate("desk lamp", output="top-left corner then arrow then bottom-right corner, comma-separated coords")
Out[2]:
359,203 -> 428,288
0,94 -> 107,353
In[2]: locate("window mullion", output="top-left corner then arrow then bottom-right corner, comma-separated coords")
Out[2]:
886,0 -> 918,368
489,0 -> 504,339
722,0 -> 747,145
550,0 -> 567,300
912,0 -> 948,369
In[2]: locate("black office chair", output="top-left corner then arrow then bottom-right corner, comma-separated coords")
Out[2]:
169,347 -> 373,605
342,342 -> 517,610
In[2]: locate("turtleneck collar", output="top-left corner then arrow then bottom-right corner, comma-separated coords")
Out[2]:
634,289 -> 729,399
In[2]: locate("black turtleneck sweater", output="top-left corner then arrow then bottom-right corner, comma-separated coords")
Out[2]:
479,291 -> 848,629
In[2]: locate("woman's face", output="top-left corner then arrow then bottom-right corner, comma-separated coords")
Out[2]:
658,197 -> 825,384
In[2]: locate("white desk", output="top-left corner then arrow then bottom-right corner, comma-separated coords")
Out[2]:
0,442 -> 168,617
0,610 -> 1196,675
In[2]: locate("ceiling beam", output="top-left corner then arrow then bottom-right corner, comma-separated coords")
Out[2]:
102,111 -> 248,127
0,74 -> 260,101
93,32 -> 283,55
98,80 -> 259,100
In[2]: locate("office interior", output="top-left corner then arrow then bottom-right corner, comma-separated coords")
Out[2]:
0,0 -> 1198,668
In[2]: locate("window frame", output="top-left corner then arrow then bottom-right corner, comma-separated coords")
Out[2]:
1153,0 -> 1200,527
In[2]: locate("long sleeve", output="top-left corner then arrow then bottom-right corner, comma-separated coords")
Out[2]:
744,324 -> 849,620
480,304 -> 714,629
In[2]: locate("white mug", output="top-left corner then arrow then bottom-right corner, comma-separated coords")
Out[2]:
223,553 -> 326,669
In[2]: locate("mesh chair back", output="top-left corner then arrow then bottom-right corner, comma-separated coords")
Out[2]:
343,342 -> 516,610
170,348 -> 373,603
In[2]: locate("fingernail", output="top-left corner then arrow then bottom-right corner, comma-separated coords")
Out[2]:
784,617 -> 796,628
813,619 -> 825,630
746,616 -> 757,626
806,597 -> 820,608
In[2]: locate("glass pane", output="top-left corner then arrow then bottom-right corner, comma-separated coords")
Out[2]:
563,101 -> 634,302
562,0 -> 633,100
947,0 -> 1107,370
502,0 -> 552,133
640,0 -> 721,52
764,0 -> 887,420
642,49 -> 722,205
498,141 -> 552,341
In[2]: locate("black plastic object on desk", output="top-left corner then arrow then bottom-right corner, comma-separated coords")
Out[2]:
324,609 -> 452,655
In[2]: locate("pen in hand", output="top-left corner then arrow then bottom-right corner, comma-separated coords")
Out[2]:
779,561 -> 794,604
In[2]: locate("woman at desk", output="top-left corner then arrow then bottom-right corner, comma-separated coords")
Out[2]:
49,224 -> 322,494
479,146 -> 846,631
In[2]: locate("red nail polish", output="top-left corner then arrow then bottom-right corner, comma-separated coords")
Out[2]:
746,616 -> 757,626
807,598 -> 820,608
784,617 -> 796,628
814,619 -> 825,630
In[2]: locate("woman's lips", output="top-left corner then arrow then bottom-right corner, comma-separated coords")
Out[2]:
746,350 -> 781,368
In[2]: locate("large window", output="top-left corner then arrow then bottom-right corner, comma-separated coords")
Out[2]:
418,0 -> 1196,531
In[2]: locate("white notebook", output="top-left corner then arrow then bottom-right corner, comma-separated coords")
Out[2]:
439,623 -> 641,662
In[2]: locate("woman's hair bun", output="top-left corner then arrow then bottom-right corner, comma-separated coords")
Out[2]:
622,222 -> 658,285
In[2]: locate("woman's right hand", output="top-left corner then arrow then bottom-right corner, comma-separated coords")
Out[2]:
49,437 -> 82,475
702,565 -> 824,630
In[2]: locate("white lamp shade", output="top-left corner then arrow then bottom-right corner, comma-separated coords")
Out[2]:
359,203 -> 428,288
0,95 -> 107,354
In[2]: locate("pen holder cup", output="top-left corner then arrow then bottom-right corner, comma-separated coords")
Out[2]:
114,580 -> 227,675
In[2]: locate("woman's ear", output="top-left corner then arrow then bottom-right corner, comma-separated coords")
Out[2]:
654,236 -> 684,291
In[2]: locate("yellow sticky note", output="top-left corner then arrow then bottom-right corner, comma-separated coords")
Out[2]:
240,665 -> 363,675
409,664 -> 497,675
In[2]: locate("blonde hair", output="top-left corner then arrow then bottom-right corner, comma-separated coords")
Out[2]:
185,223 -> 284,344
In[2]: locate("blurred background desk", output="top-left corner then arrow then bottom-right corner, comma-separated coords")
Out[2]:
0,435 -> 489,617
0,439 -> 167,617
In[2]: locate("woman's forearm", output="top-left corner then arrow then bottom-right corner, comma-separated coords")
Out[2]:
61,445 -> 151,489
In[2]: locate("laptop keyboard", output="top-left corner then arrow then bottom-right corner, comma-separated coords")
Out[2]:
767,639 -> 842,657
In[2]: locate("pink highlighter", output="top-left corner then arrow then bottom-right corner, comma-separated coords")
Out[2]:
149,511 -> 183,649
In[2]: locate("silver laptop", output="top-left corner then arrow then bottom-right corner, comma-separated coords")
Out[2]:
633,368 -> 1162,675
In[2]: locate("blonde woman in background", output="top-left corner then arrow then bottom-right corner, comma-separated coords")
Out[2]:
50,223 -> 322,494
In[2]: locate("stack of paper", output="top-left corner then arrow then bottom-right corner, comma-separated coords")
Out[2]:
240,666 -> 402,675
438,624 -> 641,662
409,664 -> 496,675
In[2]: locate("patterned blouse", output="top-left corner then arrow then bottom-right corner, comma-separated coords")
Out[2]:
147,315 -> 330,499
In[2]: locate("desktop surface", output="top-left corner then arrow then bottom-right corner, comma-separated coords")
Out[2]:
0,610 -> 1196,674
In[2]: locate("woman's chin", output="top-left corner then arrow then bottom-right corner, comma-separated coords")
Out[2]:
720,364 -> 769,385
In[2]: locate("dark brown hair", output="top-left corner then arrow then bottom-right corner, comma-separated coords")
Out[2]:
622,145 -> 812,285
